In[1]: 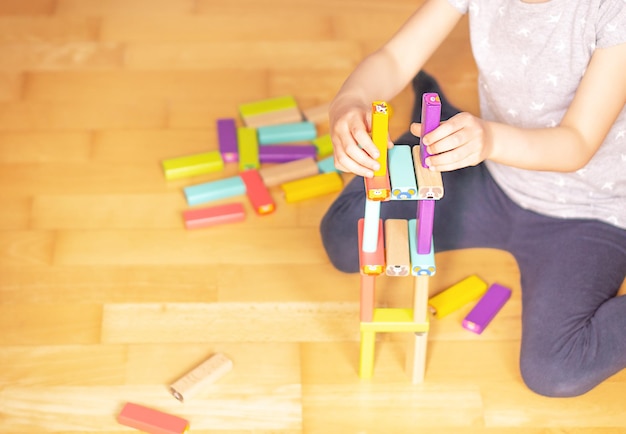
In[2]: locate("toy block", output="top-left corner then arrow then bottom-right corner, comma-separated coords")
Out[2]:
360,274 -> 376,322
257,121 -> 317,145
419,93 -> 441,167
117,402 -> 189,434
408,219 -> 436,276
237,127 -> 260,171
406,332 -> 428,384
183,175 -> 246,206
161,151 -> 224,181
258,157 -> 319,187
384,219 -> 410,276
359,330 -> 376,378
462,283 -> 512,334
258,144 -> 317,163
428,275 -> 489,319
360,308 -> 429,333
317,155 -> 338,173
357,218 -> 385,276
370,101 -> 389,177
239,95 -> 302,128
302,102 -> 331,124
388,145 -> 418,200
182,202 -> 245,229
239,169 -> 275,215
281,171 -> 343,203
312,134 -> 334,158
413,275 -> 430,322
417,199 -> 435,254
412,145 -> 444,200
364,174 -> 391,201
361,199 -> 381,253
217,118 -> 238,163
169,353 -> 233,402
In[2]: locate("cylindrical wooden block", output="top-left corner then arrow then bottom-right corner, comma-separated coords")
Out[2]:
169,353 -> 233,402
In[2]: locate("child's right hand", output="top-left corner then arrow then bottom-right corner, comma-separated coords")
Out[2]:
329,99 -> 384,178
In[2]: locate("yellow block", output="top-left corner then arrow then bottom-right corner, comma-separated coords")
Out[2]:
360,308 -> 429,333
281,172 -> 343,203
359,330 -> 376,379
371,101 -> 389,177
428,275 -> 488,319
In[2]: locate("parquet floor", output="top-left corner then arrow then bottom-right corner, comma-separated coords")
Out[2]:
0,1 -> 625,433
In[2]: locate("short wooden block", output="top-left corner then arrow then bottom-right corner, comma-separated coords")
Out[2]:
242,106 -> 303,128
361,199 -> 381,253
237,127 -> 260,171
280,171 -> 342,203
428,275 -> 489,319
357,218 -> 385,276
302,102 -> 330,124
117,402 -> 189,434
239,95 -> 298,118
417,199 -> 435,254
371,101 -> 389,177
364,174 -> 390,201
240,169 -> 275,215
419,93 -> 441,167
360,274 -> 376,322
389,145 -> 418,200
359,330 -> 376,379
406,332 -> 428,384
183,175 -> 246,206
412,145 -> 444,200
162,150 -> 224,180
169,353 -> 233,402
360,308 -> 429,333
312,133 -> 333,158
182,202 -> 245,230
258,144 -> 317,163
462,283 -> 512,334
258,157 -> 319,187
217,118 -> 238,163
257,121 -> 317,145
385,219 -> 411,276
408,219 -> 436,276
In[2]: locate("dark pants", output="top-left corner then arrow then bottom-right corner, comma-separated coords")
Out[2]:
319,71 -> 626,397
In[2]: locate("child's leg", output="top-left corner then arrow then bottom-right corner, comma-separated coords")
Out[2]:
512,215 -> 626,397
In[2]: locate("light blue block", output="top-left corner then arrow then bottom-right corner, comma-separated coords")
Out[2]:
317,156 -> 339,173
362,199 -> 381,253
184,176 -> 246,206
389,145 -> 418,200
408,219 -> 436,276
257,121 -> 317,145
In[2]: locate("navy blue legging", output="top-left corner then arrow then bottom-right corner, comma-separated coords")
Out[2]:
320,71 -> 626,397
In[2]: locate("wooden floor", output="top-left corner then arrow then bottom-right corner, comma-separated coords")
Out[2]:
1,1 -> 625,433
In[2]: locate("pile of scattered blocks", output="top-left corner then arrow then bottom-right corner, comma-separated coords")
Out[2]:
161,96 -> 343,229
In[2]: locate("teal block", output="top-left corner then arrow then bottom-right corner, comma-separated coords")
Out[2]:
408,219 -> 436,276
389,145 -> 418,200
257,121 -> 317,145
184,176 -> 246,206
317,156 -> 339,173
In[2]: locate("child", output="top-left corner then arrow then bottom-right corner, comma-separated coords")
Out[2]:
320,0 -> 626,397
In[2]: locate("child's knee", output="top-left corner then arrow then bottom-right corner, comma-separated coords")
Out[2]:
520,349 -> 593,398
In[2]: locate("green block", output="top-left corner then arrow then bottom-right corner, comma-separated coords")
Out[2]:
239,96 -> 298,118
162,151 -> 224,180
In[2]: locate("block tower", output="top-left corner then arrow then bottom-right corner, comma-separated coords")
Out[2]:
358,95 -> 443,383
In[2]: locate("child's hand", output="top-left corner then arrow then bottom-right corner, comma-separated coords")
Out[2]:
329,101 -> 388,178
410,112 -> 492,171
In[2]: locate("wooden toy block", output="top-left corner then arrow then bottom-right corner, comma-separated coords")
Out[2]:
384,219 -> 410,276
371,101 -> 389,177
183,175 -> 246,206
412,145 -> 444,200
413,275 -> 430,322
360,274 -> 376,322
239,95 -> 302,128
170,353 -> 233,402
408,219 -> 436,276
389,145 -> 418,200
406,332 -> 428,384
419,93 -> 441,167
182,202 -> 245,229
360,308 -> 429,333
428,275 -> 489,319
417,199 -> 435,254
281,171 -> 343,203
239,169 -> 275,215
317,155 -> 338,173
359,330 -> 376,379
258,144 -> 317,163
117,402 -> 189,434
237,127 -> 260,171
258,157 -> 319,187
357,218 -> 385,276
217,118 -> 238,163
462,283 -> 512,334
362,199 -> 381,253
364,174 -> 391,201
312,134 -> 333,158
257,121 -> 317,145
302,102 -> 330,124
162,151 -> 224,181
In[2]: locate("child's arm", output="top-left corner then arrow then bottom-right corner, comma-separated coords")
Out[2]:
329,0 -> 463,178
417,42 -> 626,172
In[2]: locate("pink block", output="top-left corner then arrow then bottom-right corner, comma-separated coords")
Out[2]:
117,402 -> 189,434
183,202 -> 245,229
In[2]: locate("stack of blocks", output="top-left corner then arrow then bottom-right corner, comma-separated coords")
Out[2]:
161,96 -> 342,229
358,95 -> 444,383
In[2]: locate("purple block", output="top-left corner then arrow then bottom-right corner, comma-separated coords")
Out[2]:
258,145 -> 317,163
217,118 -> 238,163
462,283 -> 512,334
416,199 -> 435,254
420,93 -> 441,168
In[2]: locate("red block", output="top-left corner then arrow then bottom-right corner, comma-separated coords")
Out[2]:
240,168 -> 275,215
117,402 -> 189,434
357,218 -> 385,276
183,202 -> 245,229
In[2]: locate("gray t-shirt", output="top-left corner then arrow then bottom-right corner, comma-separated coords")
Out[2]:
447,0 -> 626,229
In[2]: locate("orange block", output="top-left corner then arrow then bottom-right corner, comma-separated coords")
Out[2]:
358,218 -> 385,276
